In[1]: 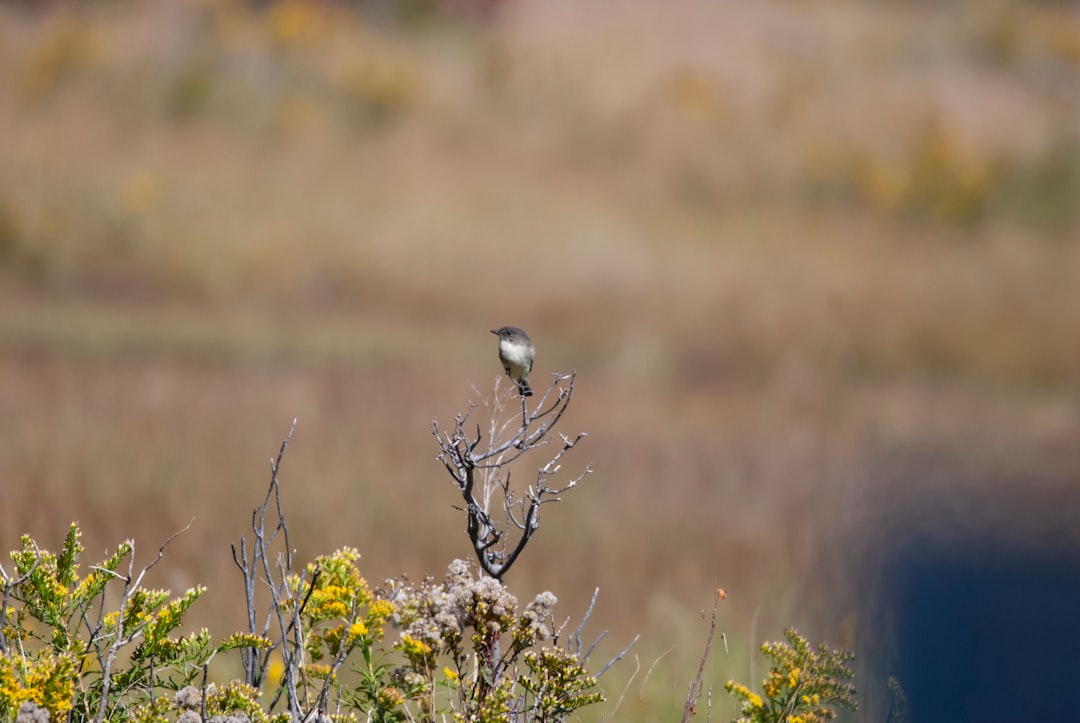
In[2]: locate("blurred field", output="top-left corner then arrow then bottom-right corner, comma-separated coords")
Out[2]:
2,0 -> 1080,719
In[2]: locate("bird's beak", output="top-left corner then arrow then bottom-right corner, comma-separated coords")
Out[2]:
489,329 -> 498,335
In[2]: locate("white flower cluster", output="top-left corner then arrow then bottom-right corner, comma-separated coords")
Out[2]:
389,559 -> 557,650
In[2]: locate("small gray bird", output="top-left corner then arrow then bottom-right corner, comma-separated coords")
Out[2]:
490,326 -> 535,397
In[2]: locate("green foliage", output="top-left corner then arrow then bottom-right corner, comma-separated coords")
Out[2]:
0,523 -> 268,722
281,547 -> 404,721
1,530 -> 606,723
725,628 -> 857,723
519,647 -> 605,721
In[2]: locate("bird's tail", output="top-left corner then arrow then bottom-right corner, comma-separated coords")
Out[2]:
517,378 -> 533,397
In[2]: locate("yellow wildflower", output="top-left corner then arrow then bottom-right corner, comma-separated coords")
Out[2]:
367,598 -> 396,623
378,686 -> 405,707
399,634 -> 432,657
727,682 -> 764,711
305,663 -> 332,679
317,600 -> 349,618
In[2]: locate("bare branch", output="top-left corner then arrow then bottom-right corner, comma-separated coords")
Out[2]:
681,588 -> 726,722
601,654 -> 641,721
231,420 -> 304,720
94,521 -> 193,723
598,634 -> 641,679
432,371 -> 587,580
569,588 -> 600,660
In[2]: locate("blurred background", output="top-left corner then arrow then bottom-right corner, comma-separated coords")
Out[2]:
2,0 -> 1079,720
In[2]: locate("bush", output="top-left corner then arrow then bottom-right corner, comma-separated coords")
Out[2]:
2,375 -> 857,722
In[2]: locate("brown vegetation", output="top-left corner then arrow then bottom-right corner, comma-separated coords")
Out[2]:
1,0 -> 1078,718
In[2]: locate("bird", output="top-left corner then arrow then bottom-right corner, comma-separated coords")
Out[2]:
490,326 -> 535,397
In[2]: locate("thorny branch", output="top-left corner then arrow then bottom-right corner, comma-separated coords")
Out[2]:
432,371 -> 590,580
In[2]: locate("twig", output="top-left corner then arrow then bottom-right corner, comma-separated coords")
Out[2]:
95,521 -> 194,722
681,588 -> 725,722
230,420 -> 302,719
640,645 -> 676,700
601,654 -> 641,722
598,634 -> 640,678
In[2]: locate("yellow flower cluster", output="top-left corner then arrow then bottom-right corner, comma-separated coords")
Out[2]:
309,586 -> 351,620
726,681 -> 765,711
378,686 -> 406,707
367,598 -> 395,625
349,621 -> 368,638
0,651 -> 75,720
399,634 -> 433,657
304,663 -> 333,680
729,628 -> 856,723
